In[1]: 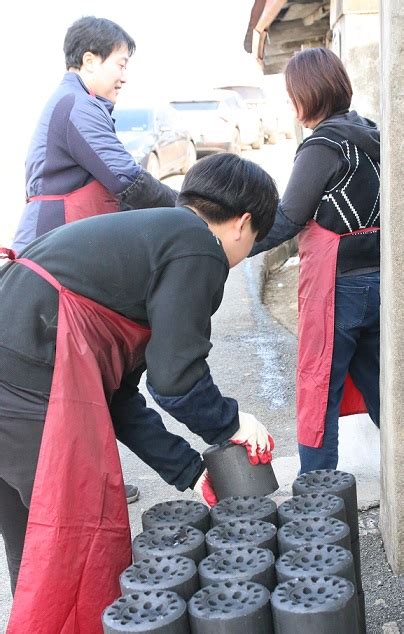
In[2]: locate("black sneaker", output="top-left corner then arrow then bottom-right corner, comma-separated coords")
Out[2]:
124,484 -> 140,504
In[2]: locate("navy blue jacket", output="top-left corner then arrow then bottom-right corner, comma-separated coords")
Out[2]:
13,73 -> 176,251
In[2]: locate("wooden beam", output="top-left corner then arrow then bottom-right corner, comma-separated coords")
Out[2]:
244,0 -> 286,52
244,0 -> 267,52
256,0 -> 288,32
282,2 -> 323,22
268,17 -> 330,43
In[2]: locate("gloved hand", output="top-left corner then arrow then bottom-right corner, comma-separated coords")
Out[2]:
193,469 -> 218,507
230,411 -> 275,465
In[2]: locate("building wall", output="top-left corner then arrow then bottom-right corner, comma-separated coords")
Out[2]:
331,0 -> 380,123
379,0 -> 404,575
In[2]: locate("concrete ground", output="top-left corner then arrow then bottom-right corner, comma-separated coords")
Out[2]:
0,141 -> 402,632
261,254 -> 403,633
261,255 -> 381,510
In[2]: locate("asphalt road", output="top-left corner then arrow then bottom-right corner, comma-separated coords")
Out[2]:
0,142 -> 299,630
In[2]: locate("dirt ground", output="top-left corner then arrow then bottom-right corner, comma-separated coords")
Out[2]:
262,255 -> 299,337
359,508 -> 404,633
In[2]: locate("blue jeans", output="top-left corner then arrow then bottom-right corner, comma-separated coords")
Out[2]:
299,272 -> 380,473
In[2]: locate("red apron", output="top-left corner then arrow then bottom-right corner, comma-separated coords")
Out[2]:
28,179 -> 119,224
1,248 -> 150,634
297,220 -> 378,448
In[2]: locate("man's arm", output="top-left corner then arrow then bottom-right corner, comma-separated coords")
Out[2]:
118,169 -> 178,211
110,377 -> 204,492
145,254 -> 240,443
68,99 -> 178,209
147,369 -> 239,446
110,254 -> 237,492
113,254 -> 274,491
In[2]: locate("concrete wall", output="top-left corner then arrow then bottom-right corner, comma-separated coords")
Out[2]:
379,0 -> 404,575
331,0 -> 380,123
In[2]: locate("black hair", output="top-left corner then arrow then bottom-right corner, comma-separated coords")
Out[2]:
177,153 -> 278,241
63,16 -> 136,70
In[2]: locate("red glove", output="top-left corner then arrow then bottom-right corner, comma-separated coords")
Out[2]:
230,411 -> 275,465
232,437 -> 274,465
193,469 -> 218,507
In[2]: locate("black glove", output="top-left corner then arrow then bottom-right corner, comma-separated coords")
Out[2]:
119,168 -> 178,211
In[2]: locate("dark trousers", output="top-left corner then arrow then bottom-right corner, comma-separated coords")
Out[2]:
299,272 -> 380,473
0,412 -> 45,595
0,478 -> 29,594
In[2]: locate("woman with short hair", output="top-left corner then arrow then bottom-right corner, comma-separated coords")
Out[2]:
252,47 -> 380,474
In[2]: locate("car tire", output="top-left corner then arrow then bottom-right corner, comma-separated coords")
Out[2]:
181,142 -> 197,174
252,122 -> 265,150
230,128 -> 242,155
265,131 -> 278,145
146,152 -> 160,179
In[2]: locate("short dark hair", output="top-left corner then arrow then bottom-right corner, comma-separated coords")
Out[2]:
177,153 -> 278,241
64,16 -> 136,70
285,48 -> 352,124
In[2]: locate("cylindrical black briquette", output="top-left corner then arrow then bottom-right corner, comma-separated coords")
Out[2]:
203,442 -> 278,499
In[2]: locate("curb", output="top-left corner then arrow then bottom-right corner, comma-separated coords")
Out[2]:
259,238 -> 298,301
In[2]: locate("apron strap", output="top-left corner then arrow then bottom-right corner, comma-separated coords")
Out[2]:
16,257 -> 62,291
27,194 -> 67,203
340,226 -> 380,238
0,247 -> 62,291
0,247 -> 17,259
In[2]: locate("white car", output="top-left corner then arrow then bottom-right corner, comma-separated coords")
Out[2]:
223,90 -> 265,149
219,85 -> 278,144
170,89 -> 263,156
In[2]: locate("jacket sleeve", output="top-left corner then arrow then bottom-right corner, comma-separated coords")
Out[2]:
147,370 -> 239,445
250,202 -> 305,256
250,143 -> 340,256
110,380 -> 204,491
118,169 -> 178,211
144,254 -> 239,443
67,98 -> 178,208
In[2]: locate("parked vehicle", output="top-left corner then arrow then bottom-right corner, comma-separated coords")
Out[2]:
218,85 -> 278,143
170,89 -> 263,156
223,90 -> 265,149
114,104 -> 197,180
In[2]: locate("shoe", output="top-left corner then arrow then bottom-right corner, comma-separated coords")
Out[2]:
124,484 -> 140,504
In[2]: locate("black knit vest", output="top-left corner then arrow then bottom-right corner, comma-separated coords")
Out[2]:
297,128 -> 380,274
